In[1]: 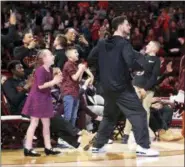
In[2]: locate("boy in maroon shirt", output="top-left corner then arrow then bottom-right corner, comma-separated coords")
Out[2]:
61,47 -> 86,126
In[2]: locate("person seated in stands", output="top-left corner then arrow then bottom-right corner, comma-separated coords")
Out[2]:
150,98 -> 183,141
13,30 -> 38,76
159,75 -> 177,91
155,61 -> 178,96
77,75 -> 103,131
2,60 -> 32,115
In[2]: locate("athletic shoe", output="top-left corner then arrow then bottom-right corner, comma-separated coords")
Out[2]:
136,145 -> 159,157
57,138 -> 74,149
108,139 -> 113,144
90,147 -> 106,153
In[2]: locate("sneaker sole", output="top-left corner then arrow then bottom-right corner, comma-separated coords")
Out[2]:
92,150 -> 99,153
92,150 -> 106,153
136,152 -> 159,157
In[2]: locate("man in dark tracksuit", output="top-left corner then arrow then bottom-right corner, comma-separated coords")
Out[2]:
88,16 -> 159,156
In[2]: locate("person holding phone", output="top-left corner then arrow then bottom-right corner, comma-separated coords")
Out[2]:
65,28 -> 90,60
14,30 -> 38,76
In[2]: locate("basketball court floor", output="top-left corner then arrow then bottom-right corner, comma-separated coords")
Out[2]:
1,129 -> 184,167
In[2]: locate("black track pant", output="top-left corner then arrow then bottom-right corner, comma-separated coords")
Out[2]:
93,87 -> 150,149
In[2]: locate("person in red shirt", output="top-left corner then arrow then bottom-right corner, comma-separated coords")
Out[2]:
61,47 -> 87,126
157,9 -> 170,41
91,19 -> 101,46
78,2 -> 90,10
98,1 -> 108,10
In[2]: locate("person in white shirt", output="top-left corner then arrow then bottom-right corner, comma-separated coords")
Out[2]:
42,12 -> 54,31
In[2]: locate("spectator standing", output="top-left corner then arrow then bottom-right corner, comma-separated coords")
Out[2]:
42,11 -> 54,32
61,47 -> 87,126
53,34 -> 68,70
14,30 -> 38,76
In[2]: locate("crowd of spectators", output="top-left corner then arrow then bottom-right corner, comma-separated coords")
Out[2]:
1,1 -> 185,147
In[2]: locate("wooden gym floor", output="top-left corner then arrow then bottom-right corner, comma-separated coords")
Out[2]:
1,129 -> 184,167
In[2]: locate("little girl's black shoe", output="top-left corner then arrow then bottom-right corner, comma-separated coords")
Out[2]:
24,148 -> 41,157
44,148 -> 61,155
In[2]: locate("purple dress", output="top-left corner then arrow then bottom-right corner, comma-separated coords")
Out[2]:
22,66 -> 54,118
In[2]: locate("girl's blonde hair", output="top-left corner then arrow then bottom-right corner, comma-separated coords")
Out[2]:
34,49 -> 49,69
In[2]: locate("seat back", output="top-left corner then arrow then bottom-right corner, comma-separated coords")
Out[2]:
1,74 -> 11,115
87,94 -> 105,106
1,70 -> 13,78
1,91 -> 11,115
94,95 -> 104,105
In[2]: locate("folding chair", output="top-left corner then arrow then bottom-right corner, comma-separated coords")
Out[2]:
113,118 -> 126,140
1,93 -> 30,149
87,94 -> 126,140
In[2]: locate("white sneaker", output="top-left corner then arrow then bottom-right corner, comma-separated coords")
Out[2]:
90,147 -> 106,153
57,138 -> 74,149
136,145 -> 159,157
108,139 -> 113,144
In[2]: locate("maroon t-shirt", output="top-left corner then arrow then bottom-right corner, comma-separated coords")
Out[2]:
61,61 -> 79,98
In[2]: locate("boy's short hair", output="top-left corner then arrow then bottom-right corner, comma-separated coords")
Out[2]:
65,46 -> 77,58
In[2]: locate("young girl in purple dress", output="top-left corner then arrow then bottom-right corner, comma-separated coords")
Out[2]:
22,49 -> 62,156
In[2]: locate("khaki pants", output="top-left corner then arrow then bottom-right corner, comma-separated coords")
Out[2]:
182,112 -> 184,138
124,86 -> 154,135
